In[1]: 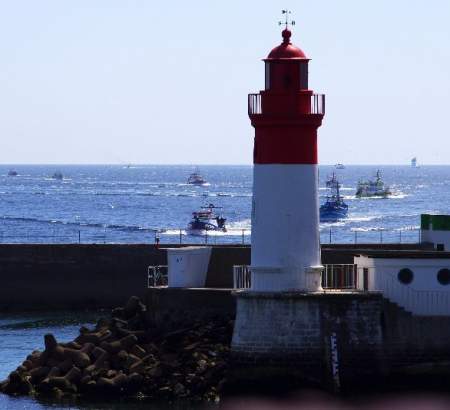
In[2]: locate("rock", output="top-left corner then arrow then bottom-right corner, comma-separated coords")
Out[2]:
22,360 -> 34,370
0,296 -> 233,401
128,359 -> 145,374
130,345 -> 146,359
63,348 -> 91,368
80,375 -> 92,386
44,334 -> 58,352
101,334 -> 137,354
126,372 -> 143,393
64,341 -> 82,350
29,366 -> 50,383
146,365 -> 163,378
124,354 -> 141,371
47,366 -> 82,392
75,329 -> 110,345
91,346 -> 107,360
123,296 -> 145,319
111,307 -> 126,319
173,382 -> 186,396
95,317 -> 110,330
83,349 -> 109,376
3,371 -> 33,395
184,342 -> 201,351
57,359 -> 73,373
97,373 -> 128,392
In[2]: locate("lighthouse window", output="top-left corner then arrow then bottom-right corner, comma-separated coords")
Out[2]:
437,268 -> 450,285
398,268 -> 414,285
299,63 -> 308,89
265,62 -> 271,90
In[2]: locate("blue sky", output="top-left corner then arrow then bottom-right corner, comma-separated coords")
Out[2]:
1,0 -> 449,165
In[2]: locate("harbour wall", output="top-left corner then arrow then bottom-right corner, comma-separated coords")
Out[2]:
145,287 -> 450,392
0,243 -> 430,311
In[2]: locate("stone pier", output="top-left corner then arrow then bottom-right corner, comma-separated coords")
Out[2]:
231,292 -> 386,392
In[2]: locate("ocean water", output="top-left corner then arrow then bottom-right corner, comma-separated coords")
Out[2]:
0,164 -> 449,245
0,164 -> 450,408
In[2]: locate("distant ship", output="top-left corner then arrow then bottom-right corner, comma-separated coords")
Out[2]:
320,173 -> 348,221
187,168 -> 207,186
335,163 -> 345,169
7,170 -> 18,176
411,157 -> 418,168
356,170 -> 391,198
187,204 -> 226,234
52,172 -> 63,180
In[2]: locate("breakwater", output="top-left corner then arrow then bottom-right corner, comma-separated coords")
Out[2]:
0,244 -> 248,311
0,296 -> 233,402
0,243 -> 431,311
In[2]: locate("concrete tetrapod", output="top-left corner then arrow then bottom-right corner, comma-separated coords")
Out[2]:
0,296 -> 234,402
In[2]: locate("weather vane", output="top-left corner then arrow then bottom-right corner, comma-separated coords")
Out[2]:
278,9 -> 295,30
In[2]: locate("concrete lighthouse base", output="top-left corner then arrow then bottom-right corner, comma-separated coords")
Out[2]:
230,291 -> 386,392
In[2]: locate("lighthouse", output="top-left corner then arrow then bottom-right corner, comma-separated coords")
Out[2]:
232,17 -> 385,389
249,15 -> 325,292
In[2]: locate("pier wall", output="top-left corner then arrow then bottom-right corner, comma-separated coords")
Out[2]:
230,292 -> 385,390
0,244 -> 250,311
0,243 -> 429,311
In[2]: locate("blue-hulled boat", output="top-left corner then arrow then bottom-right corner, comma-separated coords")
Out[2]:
320,173 -> 348,221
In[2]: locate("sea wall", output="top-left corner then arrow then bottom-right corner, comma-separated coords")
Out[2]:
382,299 -> 450,370
230,292 -> 385,391
0,244 -> 251,311
0,243 -> 430,311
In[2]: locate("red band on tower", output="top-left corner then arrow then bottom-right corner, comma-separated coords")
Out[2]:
254,129 -> 318,164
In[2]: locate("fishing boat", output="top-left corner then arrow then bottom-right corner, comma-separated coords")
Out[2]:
187,204 -> 226,234
52,172 -> 63,180
411,157 -> 418,168
320,174 -> 348,221
335,163 -> 345,169
187,169 -> 207,185
326,172 -> 340,190
355,170 -> 391,198
7,170 -> 18,176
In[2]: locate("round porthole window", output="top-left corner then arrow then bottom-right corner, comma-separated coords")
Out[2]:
437,268 -> 450,286
398,268 -> 414,285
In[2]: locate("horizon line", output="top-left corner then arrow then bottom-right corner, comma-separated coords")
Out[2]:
0,163 -> 447,167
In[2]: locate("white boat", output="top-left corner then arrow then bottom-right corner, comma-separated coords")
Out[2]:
186,204 -> 227,235
187,169 -> 207,185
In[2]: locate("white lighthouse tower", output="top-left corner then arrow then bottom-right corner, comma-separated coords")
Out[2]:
248,15 -> 325,292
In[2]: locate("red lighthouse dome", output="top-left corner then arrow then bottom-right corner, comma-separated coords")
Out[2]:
266,29 -> 307,60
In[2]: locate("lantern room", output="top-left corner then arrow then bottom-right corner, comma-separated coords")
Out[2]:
264,29 -> 310,92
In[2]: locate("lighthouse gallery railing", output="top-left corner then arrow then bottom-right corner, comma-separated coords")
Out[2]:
248,93 -> 325,115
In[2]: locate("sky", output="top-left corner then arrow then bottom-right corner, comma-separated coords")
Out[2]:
0,0 -> 449,165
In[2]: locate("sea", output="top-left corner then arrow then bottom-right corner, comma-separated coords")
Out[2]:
1,164 -> 450,409
1,164 -> 449,245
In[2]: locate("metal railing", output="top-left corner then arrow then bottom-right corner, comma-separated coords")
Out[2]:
248,94 -> 262,115
147,265 -> 168,287
324,227 -> 420,245
232,264 -> 358,291
233,265 -> 252,289
322,264 -> 357,290
248,93 -> 325,115
311,93 -> 325,114
0,225 -> 421,245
